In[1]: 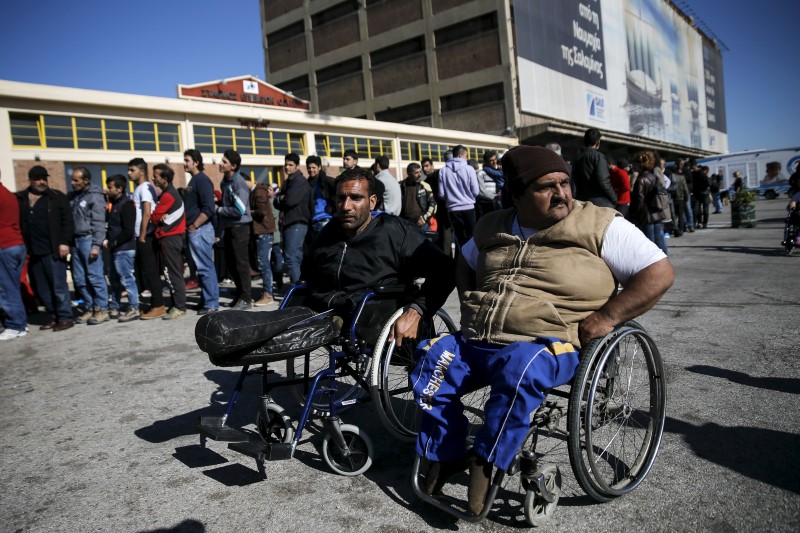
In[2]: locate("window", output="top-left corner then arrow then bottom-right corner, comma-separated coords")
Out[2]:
316,58 -> 362,85
64,163 -> 130,191
267,21 -> 304,46
311,0 -> 358,27
371,37 -> 425,67
435,12 -> 497,47
315,134 -> 393,159
191,126 -> 305,156
10,113 -> 182,152
375,101 -> 431,123
278,75 -> 310,94
440,83 -> 504,113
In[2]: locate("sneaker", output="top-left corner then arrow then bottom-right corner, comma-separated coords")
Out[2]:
254,293 -> 274,307
197,307 -> 219,316
221,278 -> 233,285
230,299 -> 253,311
141,305 -> 167,320
140,290 -> 152,298
75,309 -> 93,324
185,279 -> 200,290
162,307 -> 185,320
118,308 -> 141,323
109,309 -> 120,319
0,328 -> 27,341
88,310 -> 110,325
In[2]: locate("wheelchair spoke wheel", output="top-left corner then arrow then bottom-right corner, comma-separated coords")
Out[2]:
567,323 -> 666,502
256,403 -> 294,444
286,345 -> 369,415
523,464 -> 562,527
370,308 -> 457,441
322,424 -> 374,476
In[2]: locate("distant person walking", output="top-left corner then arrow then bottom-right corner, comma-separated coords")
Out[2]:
438,145 -> 479,250
573,128 -> 616,208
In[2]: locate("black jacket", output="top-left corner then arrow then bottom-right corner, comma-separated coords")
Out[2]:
308,171 -> 337,218
17,187 -> 74,258
274,171 -> 312,227
573,147 -> 617,208
301,214 -> 455,319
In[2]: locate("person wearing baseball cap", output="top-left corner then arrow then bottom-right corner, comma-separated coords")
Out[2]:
412,145 -> 675,515
17,165 -> 75,331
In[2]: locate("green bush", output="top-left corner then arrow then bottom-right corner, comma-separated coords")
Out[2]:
731,189 -> 757,206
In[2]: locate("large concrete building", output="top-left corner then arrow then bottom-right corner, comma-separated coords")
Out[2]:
262,0 -> 728,161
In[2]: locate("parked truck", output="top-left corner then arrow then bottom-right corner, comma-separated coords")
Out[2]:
697,147 -> 800,199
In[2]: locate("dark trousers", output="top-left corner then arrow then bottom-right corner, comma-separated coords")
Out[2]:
449,209 -> 477,253
672,198 -> 688,235
160,234 -> 186,310
224,224 -> 252,302
29,253 -> 73,322
693,192 -> 710,227
136,235 -> 163,307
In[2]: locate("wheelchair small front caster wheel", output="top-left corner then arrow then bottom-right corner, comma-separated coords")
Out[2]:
256,403 -> 294,444
524,464 -> 562,527
322,424 -> 373,476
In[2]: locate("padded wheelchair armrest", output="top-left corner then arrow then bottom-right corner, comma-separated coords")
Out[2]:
372,284 -> 410,296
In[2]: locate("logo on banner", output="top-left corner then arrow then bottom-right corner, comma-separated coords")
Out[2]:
243,80 -> 259,94
587,92 -> 605,122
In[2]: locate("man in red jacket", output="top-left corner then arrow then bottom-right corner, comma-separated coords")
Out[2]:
609,158 -> 631,217
146,164 -> 186,320
0,176 -> 28,339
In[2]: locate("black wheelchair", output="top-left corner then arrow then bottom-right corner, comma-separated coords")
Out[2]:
194,284 -> 485,477
411,321 -> 666,527
782,208 -> 799,255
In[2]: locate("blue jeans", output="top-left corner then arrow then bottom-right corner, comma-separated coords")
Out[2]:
188,223 -> 219,309
712,192 -> 723,213
413,333 -> 579,470
0,244 -> 27,331
685,199 -> 695,228
256,234 -> 274,295
29,253 -> 73,322
109,249 -> 139,310
283,223 -> 308,285
72,235 -> 108,310
643,222 -> 668,256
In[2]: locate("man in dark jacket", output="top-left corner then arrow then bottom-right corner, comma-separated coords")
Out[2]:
251,181 -> 277,306
692,165 -> 711,229
17,165 -> 75,331
306,154 -> 336,242
69,166 -> 109,325
274,152 -> 311,286
400,162 -> 436,230
103,174 -> 140,322
573,128 -> 617,208
302,167 -> 454,346
184,149 -> 219,315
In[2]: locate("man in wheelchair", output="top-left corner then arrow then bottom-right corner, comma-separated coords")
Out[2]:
412,146 -> 675,515
301,166 -> 455,345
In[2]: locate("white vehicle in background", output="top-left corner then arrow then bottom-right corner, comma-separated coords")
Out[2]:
697,147 -> 800,199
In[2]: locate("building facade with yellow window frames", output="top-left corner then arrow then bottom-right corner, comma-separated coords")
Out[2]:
0,76 -> 515,193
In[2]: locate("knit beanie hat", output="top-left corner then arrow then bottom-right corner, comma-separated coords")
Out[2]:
501,145 -> 570,182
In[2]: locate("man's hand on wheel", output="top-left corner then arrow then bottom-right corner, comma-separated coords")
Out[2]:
579,311 -> 615,347
389,307 -> 422,346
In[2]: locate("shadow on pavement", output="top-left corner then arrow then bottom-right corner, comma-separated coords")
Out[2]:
669,245 -> 788,257
664,416 -> 800,494
686,365 -> 800,395
138,519 -> 205,533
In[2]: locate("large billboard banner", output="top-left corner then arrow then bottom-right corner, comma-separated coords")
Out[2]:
515,0 -> 728,151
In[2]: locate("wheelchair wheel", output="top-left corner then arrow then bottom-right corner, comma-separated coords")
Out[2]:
567,322 -> 666,502
322,424 -> 374,476
286,345 -> 369,415
256,402 -> 294,444
523,464 -> 562,527
783,216 -> 798,255
370,308 -> 457,441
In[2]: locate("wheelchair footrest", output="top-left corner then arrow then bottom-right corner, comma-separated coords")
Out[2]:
228,440 -> 293,461
197,417 -> 250,443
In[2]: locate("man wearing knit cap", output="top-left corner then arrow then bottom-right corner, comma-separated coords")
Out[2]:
412,145 -> 675,515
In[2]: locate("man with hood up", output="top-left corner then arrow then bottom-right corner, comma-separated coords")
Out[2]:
69,166 -> 109,325
437,145 -> 479,251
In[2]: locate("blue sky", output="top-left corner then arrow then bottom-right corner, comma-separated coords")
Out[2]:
0,0 -> 798,153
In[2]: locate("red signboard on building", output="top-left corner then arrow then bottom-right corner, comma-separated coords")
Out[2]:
177,75 -> 310,111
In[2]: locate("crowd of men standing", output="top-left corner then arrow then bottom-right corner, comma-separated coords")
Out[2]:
0,132 -> 717,341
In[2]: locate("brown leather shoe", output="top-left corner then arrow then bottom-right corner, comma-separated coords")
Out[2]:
140,306 -> 167,320
53,320 -> 74,332
39,320 -> 57,330
467,453 -> 493,516
423,455 -> 469,495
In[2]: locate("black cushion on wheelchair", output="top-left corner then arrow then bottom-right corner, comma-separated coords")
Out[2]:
207,318 -> 339,367
195,306 -> 316,357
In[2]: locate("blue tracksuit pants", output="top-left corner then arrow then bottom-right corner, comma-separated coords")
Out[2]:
412,332 -> 580,471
